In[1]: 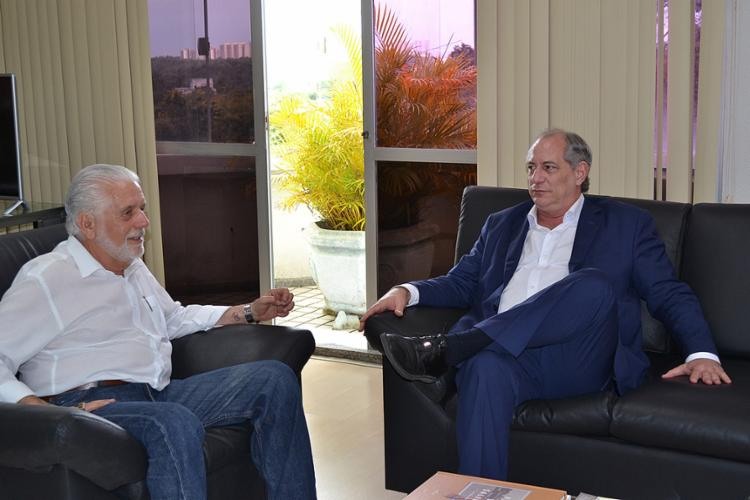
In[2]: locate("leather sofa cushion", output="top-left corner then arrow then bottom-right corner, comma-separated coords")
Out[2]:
682,203 -> 750,357
611,359 -> 750,463
511,391 -> 616,436
0,224 -> 67,296
444,390 -> 615,437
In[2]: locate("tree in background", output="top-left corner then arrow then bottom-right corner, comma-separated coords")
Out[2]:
374,3 -> 477,230
151,57 -> 254,143
375,4 -> 476,149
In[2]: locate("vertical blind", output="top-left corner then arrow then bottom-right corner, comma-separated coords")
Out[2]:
0,0 -> 164,280
478,0 -> 725,203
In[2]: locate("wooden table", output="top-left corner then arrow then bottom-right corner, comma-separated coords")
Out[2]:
405,471 -> 568,500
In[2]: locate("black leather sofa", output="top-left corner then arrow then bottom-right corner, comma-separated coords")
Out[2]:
0,224 -> 316,500
365,186 -> 750,500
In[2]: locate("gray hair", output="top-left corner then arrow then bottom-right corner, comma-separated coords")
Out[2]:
530,128 -> 592,193
65,164 -> 141,236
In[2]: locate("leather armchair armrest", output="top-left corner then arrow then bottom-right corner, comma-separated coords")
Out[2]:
0,402 -> 147,491
365,307 -> 467,405
363,306 -> 467,352
171,324 -> 315,379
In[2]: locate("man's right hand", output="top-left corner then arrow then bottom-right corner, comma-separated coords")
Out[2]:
17,395 -> 48,406
17,394 -> 115,412
358,286 -> 411,331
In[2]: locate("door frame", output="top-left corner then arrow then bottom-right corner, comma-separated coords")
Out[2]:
251,0 -> 273,293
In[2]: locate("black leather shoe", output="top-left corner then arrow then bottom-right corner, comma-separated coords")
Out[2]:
380,333 -> 448,384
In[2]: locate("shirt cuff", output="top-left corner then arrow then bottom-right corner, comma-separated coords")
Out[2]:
398,283 -> 420,307
685,351 -> 720,364
0,380 -> 34,404
208,305 -> 231,327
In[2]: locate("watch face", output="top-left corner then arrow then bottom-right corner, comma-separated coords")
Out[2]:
243,304 -> 254,323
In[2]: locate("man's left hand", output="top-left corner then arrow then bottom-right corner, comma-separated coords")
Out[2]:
662,358 -> 732,385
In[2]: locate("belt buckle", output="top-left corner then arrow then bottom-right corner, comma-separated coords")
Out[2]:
74,381 -> 99,391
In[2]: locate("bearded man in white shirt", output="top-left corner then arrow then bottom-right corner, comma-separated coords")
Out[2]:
359,128 -> 731,482
0,164 -> 316,500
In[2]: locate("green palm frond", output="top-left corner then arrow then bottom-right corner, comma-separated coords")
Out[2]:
270,25 -> 365,231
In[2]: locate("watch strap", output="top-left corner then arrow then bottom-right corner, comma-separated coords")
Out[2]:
243,303 -> 256,323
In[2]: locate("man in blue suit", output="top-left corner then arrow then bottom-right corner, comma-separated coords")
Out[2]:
359,128 -> 731,480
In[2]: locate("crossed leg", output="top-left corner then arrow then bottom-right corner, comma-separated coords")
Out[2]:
454,268 -> 619,479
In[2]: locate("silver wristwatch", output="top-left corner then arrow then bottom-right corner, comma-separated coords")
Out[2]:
243,303 -> 256,323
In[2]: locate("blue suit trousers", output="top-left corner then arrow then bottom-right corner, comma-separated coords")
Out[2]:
454,268 -> 618,479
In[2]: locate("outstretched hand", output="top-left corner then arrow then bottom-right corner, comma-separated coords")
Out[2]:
219,288 -> 295,326
358,286 -> 410,331
661,358 -> 732,385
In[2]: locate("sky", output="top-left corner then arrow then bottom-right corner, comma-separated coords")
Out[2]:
148,0 -> 252,56
148,0 -> 474,95
147,0 -> 474,57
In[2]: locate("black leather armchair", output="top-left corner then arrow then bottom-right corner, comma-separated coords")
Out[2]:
365,186 -> 750,500
0,224 -> 316,499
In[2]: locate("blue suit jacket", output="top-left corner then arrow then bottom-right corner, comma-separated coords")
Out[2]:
414,196 -> 718,393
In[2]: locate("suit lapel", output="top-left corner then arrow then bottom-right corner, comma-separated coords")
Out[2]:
569,197 -> 603,272
503,214 -> 530,284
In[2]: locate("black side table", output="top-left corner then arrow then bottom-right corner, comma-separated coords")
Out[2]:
0,200 -> 66,230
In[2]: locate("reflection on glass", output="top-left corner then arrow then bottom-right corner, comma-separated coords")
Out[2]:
157,155 -> 259,304
377,161 -> 476,295
147,0 -> 254,144
374,0 -> 476,149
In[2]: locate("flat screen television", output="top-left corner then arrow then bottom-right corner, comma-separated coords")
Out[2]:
0,73 -> 24,214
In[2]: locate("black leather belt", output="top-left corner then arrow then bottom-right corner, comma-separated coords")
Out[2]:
40,380 -> 127,402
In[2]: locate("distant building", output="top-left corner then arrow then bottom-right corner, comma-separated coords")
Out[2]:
180,48 -> 198,60
179,42 -> 251,60
190,78 -> 214,89
219,42 -> 251,59
174,78 -> 215,95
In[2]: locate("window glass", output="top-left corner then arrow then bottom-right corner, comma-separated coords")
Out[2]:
374,0 -> 476,149
147,1 -> 259,305
158,155 -> 259,304
148,0 -> 254,144
377,161 -> 476,295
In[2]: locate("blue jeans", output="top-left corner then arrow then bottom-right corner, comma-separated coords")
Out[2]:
50,360 -> 317,500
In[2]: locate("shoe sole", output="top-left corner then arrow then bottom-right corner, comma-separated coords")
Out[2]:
380,333 -> 438,384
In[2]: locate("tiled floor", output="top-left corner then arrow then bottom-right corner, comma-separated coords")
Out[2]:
277,286 -> 379,361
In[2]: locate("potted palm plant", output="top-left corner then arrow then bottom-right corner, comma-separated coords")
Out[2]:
374,4 -> 477,294
271,26 -> 366,315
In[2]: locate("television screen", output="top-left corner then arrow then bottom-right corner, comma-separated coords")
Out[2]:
0,73 -> 22,201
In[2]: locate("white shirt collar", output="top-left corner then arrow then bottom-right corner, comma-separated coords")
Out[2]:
527,194 -> 585,229
66,235 -> 143,278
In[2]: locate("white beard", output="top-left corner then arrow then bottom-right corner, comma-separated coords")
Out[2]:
96,230 -> 145,265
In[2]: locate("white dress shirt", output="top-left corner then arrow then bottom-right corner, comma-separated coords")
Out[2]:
497,195 -> 584,312
0,236 -> 229,403
402,195 -> 717,364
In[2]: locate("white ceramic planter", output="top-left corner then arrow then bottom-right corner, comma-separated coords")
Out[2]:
306,222 -> 366,315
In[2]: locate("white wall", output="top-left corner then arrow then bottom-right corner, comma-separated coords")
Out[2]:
719,0 -> 750,202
